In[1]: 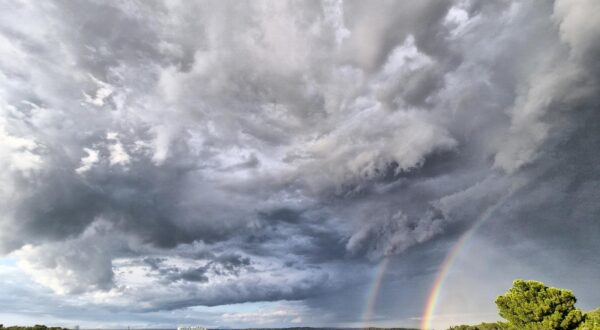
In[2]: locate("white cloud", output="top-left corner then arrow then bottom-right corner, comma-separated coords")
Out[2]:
0,120 -> 43,176
84,75 -> 114,107
221,305 -> 304,325
76,148 -> 100,174
109,141 -> 131,166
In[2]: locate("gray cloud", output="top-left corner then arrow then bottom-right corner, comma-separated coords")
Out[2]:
1,0 -> 600,327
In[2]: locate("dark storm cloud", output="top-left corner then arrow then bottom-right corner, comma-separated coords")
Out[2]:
143,252 -> 251,284
1,0 -> 600,324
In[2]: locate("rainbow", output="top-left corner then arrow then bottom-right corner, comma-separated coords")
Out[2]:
419,225 -> 478,330
363,257 -> 391,326
419,185 -> 518,329
361,183 -> 520,330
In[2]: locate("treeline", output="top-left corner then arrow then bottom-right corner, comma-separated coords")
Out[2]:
0,325 -> 69,330
448,280 -> 600,330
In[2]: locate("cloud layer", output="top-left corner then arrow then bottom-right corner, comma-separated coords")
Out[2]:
1,0 -> 600,327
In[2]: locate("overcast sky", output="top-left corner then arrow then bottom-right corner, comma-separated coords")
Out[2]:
1,0 -> 600,329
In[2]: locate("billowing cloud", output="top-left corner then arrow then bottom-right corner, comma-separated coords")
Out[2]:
1,0 -> 600,327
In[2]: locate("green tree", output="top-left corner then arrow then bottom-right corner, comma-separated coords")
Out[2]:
447,322 -> 508,330
578,308 -> 600,330
495,280 -> 583,330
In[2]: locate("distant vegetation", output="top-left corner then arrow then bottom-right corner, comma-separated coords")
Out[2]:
448,280 -> 600,330
0,326 -> 69,330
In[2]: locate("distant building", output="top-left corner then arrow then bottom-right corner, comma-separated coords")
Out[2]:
177,326 -> 206,330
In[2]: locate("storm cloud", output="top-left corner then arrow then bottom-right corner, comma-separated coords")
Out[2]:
1,0 -> 600,328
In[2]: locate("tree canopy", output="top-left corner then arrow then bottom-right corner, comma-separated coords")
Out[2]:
447,322 -> 506,330
448,280 -> 600,330
495,280 -> 583,330
578,308 -> 600,330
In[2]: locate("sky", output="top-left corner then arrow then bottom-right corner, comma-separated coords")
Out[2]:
1,0 -> 600,329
